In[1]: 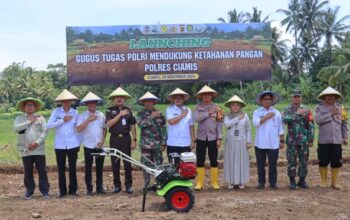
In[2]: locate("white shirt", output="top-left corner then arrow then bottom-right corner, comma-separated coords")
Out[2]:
77,110 -> 106,149
47,107 -> 80,149
253,106 -> 284,149
166,105 -> 194,147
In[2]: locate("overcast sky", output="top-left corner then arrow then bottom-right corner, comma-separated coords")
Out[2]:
0,0 -> 349,71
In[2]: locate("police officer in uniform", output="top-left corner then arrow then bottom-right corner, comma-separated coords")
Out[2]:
106,87 -> 137,194
315,87 -> 348,190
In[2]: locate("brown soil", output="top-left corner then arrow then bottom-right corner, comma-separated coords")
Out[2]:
67,40 -> 271,84
0,164 -> 349,220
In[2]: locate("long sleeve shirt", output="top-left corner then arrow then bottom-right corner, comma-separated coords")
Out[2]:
47,107 -> 80,149
315,103 -> 348,144
193,103 -> 223,141
137,108 -> 167,149
14,114 -> 48,157
224,113 -> 252,143
253,106 -> 284,149
283,104 -> 314,146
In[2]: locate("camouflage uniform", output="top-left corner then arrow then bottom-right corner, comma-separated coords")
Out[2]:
283,104 -> 314,178
137,108 -> 167,188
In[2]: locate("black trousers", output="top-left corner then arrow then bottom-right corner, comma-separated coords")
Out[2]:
110,134 -> 132,188
55,147 -> 79,194
318,144 -> 342,168
22,155 -> 49,195
196,139 -> 218,167
255,147 -> 279,186
84,147 -> 105,191
166,145 -> 191,164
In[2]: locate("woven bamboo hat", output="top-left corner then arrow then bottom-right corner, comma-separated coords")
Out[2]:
108,87 -> 132,99
55,89 -> 78,102
166,88 -> 190,101
224,95 -> 246,108
80,92 -> 103,106
195,85 -> 219,99
137,92 -> 160,105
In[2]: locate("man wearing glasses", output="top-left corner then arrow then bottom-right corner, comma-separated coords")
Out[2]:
253,91 -> 284,190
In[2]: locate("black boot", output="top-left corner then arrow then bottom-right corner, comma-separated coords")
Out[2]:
289,177 -> 297,190
298,177 -> 309,189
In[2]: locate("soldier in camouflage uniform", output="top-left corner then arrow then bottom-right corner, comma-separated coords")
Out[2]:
283,90 -> 314,189
137,92 -> 167,188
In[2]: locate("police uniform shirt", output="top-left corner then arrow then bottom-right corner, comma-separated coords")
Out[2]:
106,106 -> 136,134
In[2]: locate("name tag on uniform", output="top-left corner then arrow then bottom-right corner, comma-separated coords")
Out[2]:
122,118 -> 126,125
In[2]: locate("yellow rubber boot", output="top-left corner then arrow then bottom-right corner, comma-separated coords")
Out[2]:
194,167 -> 205,190
210,167 -> 220,190
331,168 -> 342,190
319,167 -> 328,188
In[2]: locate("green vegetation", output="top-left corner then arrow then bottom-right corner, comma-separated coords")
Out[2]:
1,0 -> 350,165
1,103 -> 348,165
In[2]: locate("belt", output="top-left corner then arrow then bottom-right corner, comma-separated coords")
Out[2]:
113,133 -> 130,138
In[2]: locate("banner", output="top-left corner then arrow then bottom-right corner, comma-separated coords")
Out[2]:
66,23 -> 271,85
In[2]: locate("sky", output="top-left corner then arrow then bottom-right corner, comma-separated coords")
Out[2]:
0,0 -> 349,71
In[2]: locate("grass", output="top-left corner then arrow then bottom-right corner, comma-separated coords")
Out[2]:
0,103 -> 348,166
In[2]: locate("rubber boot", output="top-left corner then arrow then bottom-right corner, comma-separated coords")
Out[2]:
331,168 -> 342,190
210,167 -> 220,190
319,167 -> 328,188
194,167 -> 205,190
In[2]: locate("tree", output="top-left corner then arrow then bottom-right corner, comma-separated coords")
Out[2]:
277,0 -> 303,74
217,9 -> 246,23
315,6 -> 350,51
317,43 -> 350,97
271,27 -> 290,68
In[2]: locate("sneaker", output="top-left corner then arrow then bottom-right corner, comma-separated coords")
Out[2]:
86,191 -> 93,196
23,192 -> 33,200
113,187 -> 121,193
42,193 -> 49,199
96,188 -> 107,195
57,192 -> 67,198
227,184 -> 234,190
239,185 -> 245,189
270,184 -> 278,190
126,187 -> 133,194
257,183 -> 265,189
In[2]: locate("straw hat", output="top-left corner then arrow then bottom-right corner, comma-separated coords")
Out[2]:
224,95 -> 246,108
195,85 -> 219,99
55,89 -> 78,102
318,86 -> 342,101
80,92 -> 103,106
16,97 -> 43,113
255,91 -> 280,106
137,92 -> 160,105
108,87 -> 132,99
166,88 -> 190,101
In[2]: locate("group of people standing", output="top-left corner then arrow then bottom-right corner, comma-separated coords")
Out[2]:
14,85 -> 348,199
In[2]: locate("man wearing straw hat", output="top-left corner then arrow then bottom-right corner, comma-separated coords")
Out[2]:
77,92 -> 107,195
315,86 -> 348,189
253,91 -> 284,190
283,90 -> 314,189
137,92 -> 167,188
106,87 -> 137,194
14,97 -> 49,199
165,88 -> 195,162
193,85 -> 223,190
47,89 -> 80,198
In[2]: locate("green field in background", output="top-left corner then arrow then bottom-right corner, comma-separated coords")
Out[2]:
0,103 -> 348,166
